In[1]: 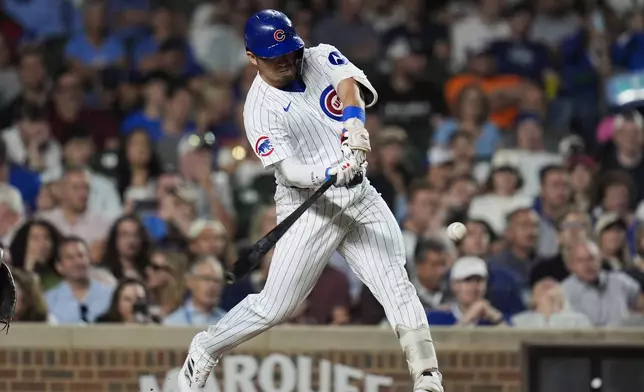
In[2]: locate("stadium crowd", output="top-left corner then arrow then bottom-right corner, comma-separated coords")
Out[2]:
1,0 -> 644,329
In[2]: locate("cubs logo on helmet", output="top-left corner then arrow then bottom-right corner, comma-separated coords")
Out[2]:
255,136 -> 274,157
273,29 -> 285,42
319,85 -> 343,122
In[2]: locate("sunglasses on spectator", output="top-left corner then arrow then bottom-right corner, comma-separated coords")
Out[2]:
147,263 -> 172,273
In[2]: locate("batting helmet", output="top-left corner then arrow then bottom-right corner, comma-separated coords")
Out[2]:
244,9 -> 304,59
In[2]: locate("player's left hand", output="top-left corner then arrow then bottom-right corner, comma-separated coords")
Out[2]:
341,127 -> 371,153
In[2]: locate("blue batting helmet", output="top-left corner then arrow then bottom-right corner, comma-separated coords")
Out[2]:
244,9 -> 304,59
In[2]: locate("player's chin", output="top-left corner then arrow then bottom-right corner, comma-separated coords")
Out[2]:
276,67 -> 296,82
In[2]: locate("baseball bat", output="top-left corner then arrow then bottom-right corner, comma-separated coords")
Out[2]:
226,175 -> 337,283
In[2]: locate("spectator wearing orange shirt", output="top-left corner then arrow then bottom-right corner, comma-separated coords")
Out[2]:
445,46 -> 543,130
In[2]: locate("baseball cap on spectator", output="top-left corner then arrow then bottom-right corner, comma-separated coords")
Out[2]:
374,126 -> 407,147
428,147 -> 454,166
594,213 -> 627,236
187,220 -> 227,240
566,154 -> 597,172
515,111 -> 543,128
450,256 -> 488,281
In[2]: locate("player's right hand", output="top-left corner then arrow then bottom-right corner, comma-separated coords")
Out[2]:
326,153 -> 363,187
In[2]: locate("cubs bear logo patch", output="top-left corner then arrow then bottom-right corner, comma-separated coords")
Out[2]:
319,85 -> 343,122
255,136 -> 274,157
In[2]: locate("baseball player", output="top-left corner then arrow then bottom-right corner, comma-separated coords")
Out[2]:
178,9 -> 444,392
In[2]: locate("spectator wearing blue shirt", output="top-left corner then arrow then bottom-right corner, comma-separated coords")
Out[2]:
433,85 -> 502,159
132,7 -> 199,75
611,11 -> 644,72
487,3 -> 552,84
3,0 -> 66,42
65,0 -> 125,88
155,36 -> 204,82
554,10 -> 612,149
165,256 -> 227,326
121,71 -> 169,140
427,256 -> 509,326
44,236 -> 113,324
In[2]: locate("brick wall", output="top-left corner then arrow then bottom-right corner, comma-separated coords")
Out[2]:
2,326 -> 641,392
0,348 -> 520,392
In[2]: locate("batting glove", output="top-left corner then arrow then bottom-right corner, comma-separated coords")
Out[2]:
341,118 -> 371,164
326,153 -> 363,187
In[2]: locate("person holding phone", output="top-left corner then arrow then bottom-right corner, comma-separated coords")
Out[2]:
96,278 -> 158,324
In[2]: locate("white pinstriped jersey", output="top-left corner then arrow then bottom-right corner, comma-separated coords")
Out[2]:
243,44 -> 378,187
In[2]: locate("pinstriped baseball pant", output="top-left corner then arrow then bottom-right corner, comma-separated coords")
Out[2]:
198,184 -> 428,357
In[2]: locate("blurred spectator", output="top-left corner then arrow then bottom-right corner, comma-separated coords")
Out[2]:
562,239 -> 642,326
139,181 -> 196,247
591,170 -> 635,220
446,45 -> 543,130
189,0 -> 246,79
116,129 -> 162,203
401,181 -> 446,267
65,0 -> 125,86
38,166 -> 112,253
488,207 -> 540,288
426,148 -> 454,191
120,71 -> 169,140
445,133 -> 490,183
155,36 -> 204,81
307,265 -> 351,325
0,182 -> 25,243
10,267 -> 50,323
450,0 -> 509,72
511,278 -> 592,328
366,127 -> 410,215
2,103 -> 62,180
45,236 -> 113,324
153,83 -> 195,151
165,256 -> 226,326
411,238 -> 453,310
374,52 -> 446,156
48,69 -> 119,151
442,174 -> 478,224
193,83 -> 238,145
0,34 -> 20,111
312,0 -> 379,68
530,0 -> 580,48
567,155 -> 597,212
597,112 -> 644,204
428,256 -> 508,326
53,128 -> 122,219
468,161 -> 530,235
134,7 -> 182,73
146,249 -> 186,318
611,9 -> 644,71
534,165 -> 571,258
627,224 -> 644,290
177,137 -> 235,229
0,46 -> 49,129
595,213 -> 630,270
96,278 -> 158,324
100,215 -> 152,280
187,219 -> 229,264
529,210 -> 593,285
493,113 -> 562,198
556,8 -> 612,146
487,2 -> 552,84
9,219 -> 61,290
458,219 -> 497,258
433,85 -> 502,160
2,0 -> 66,42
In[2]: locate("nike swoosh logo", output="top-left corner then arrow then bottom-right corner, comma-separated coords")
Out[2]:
283,102 -> 292,112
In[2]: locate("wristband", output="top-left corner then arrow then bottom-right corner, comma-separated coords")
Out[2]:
342,106 -> 366,124
324,167 -> 333,181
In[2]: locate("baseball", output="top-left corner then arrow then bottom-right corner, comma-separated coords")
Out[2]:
446,222 -> 467,242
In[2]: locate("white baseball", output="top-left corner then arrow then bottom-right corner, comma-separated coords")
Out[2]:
446,222 -> 467,242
